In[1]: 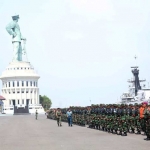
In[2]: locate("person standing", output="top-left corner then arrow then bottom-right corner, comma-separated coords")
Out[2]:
35,110 -> 38,120
139,102 -> 147,133
66,109 -> 73,127
143,104 -> 150,141
56,108 -> 62,127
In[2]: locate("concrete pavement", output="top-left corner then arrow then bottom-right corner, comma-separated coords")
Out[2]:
0,115 -> 150,150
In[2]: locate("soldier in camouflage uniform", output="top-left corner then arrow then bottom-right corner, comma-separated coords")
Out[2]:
56,108 -> 62,127
144,103 -> 150,141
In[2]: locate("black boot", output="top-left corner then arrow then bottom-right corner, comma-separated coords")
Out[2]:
122,132 -> 127,136
131,129 -> 135,134
111,129 -> 114,134
117,131 -> 122,135
144,136 -> 150,141
136,130 -> 141,134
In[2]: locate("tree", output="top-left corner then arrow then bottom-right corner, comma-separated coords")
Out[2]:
39,95 -> 52,110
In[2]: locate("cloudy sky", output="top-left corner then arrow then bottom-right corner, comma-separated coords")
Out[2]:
0,0 -> 150,108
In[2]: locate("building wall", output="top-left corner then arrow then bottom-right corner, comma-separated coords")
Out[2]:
0,62 -> 40,107
1,79 -> 39,107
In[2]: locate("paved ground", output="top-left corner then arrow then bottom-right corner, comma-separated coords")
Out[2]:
0,115 -> 150,150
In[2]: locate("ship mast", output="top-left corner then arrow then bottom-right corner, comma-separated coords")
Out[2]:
128,56 -> 145,96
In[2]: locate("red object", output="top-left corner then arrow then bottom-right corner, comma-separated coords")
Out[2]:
0,95 -> 5,100
142,101 -> 148,105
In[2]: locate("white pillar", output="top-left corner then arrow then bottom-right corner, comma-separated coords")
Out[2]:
25,88 -> 26,105
32,89 -> 35,104
35,89 -> 37,104
20,87 -> 22,105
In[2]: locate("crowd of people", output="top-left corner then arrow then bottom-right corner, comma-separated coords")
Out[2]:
46,101 -> 150,141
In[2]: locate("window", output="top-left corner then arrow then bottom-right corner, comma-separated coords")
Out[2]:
31,99 -> 32,104
17,91 -> 20,93
9,92 -> 11,94
17,81 -> 19,87
31,91 -> 32,93
22,91 -> 24,93
6,83 -> 7,87
25,68 -> 26,69
13,82 -> 15,87
26,91 -> 28,93
30,81 -> 32,86
22,81 -> 24,87
22,100 -> 24,104
13,91 -> 15,94
36,82 -> 38,87
34,82 -> 35,86
26,81 -> 28,87
9,100 -> 11,105
17,68 -> 19,70
9,82 -> 10,87
18,100 -> 19,104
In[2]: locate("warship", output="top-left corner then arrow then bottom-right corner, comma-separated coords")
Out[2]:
119,63 -> 150,104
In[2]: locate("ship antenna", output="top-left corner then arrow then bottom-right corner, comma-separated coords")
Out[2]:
134,55 -> 137,67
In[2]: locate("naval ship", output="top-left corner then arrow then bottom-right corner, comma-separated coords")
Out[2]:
119,65 -> 150,105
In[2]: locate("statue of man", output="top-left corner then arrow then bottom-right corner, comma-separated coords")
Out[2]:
6,15 -> 26,61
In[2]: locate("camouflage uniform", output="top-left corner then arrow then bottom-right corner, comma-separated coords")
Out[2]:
144,106 -> 150,140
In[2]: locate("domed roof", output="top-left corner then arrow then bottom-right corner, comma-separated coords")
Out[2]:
0,61 -> 40,79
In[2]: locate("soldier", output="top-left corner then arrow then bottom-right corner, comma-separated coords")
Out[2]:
139,102 -> 147,134
35,110 -> 38,120
56,108 -> 62,127
144,103 -> 150,140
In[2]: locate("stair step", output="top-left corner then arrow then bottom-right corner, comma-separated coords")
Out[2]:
14,113 -> 31,115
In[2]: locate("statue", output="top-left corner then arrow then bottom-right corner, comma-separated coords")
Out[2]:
6,15 -> 26,61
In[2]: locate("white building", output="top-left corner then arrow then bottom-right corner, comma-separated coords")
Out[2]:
0,61 -> 45,114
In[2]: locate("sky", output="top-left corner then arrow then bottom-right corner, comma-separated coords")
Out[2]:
0,0 -> 150,108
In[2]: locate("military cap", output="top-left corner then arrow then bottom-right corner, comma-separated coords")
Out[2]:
12,14 -> 19,20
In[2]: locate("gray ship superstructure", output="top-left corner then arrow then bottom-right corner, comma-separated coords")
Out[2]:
119,66 -> 150,104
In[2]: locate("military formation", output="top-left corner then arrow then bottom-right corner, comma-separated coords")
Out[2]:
47,102 -> 150,141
